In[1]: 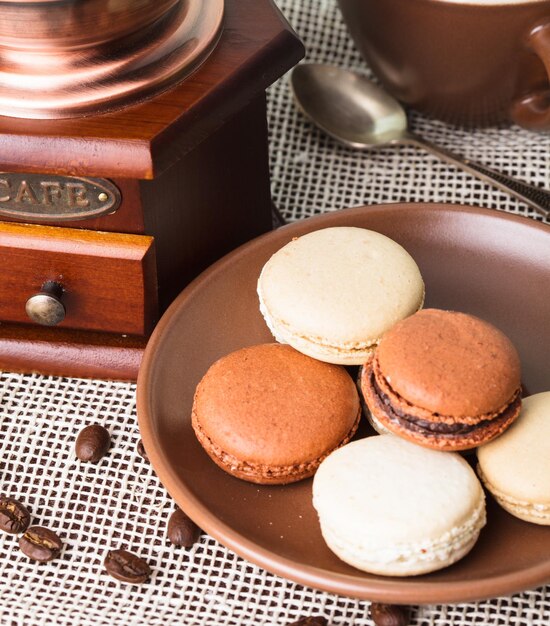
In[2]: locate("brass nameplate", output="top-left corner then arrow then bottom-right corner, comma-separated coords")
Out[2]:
0,173 -> 121,221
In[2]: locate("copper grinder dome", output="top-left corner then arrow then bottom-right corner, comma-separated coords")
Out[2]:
0,0 -> 224,118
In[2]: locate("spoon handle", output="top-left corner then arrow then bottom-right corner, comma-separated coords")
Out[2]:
404,133 -> 550,217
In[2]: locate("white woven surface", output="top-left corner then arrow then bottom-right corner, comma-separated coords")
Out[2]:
1,0 -> 549,624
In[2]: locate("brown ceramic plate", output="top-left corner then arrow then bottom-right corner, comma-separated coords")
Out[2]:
137,203 -> 550,604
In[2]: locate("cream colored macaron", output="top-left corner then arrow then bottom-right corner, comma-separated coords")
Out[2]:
477,391 -> 550,525
257,227 -> 424,365
312,435 -> 486,576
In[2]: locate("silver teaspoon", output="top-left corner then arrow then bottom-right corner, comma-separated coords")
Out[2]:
290,63 -> 550,217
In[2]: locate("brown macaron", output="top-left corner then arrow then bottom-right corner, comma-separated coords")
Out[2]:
192,343 -> 361,484
359,309 -> 522,451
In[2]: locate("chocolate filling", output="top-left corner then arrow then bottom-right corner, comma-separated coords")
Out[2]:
370,370 -> 520,436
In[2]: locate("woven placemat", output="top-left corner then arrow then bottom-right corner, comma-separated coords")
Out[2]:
1,0 -> 549,624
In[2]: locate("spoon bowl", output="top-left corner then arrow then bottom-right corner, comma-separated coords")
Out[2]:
291,63 -> 408,148
289,63 -> 550,217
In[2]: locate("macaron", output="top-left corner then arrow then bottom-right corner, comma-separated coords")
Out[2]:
257,226 -> 425,365
191,343 -> 361,485
359,309 -> 522,451
477,392 -> 550,525
312,435 -> 486,576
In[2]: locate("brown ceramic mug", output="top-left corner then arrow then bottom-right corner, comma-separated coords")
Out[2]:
337,0 -> 550,129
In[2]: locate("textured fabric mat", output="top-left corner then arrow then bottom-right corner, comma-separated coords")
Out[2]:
1,0 -> 549,624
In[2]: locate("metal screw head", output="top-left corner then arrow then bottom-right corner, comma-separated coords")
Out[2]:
98,192 -> 108,202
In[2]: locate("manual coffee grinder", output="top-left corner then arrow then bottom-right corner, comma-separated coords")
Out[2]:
0,0 -> 303,379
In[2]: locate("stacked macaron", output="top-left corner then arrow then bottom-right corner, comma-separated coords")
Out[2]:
191,343 -> 361,485
359,308 -> 522,451
312,436 -> 486,576
190,223 -> 544,579
477,392 -> 550,526
257,227 -> 425,365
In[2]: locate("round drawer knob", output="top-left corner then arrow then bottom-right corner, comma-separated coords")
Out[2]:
25,281 -> 65,327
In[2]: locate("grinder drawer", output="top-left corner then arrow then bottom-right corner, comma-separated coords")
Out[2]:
0,222 -> 157,335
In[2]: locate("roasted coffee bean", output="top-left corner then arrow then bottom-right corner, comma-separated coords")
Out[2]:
104,549 -> 151,584
75,424 -> 111,462
287,617 -> 328,626
0,496 -> 30,534
167,507 -> 201,547
18,526 -> 62,562
136,439 -> 149,462
369,603 -> 411,626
